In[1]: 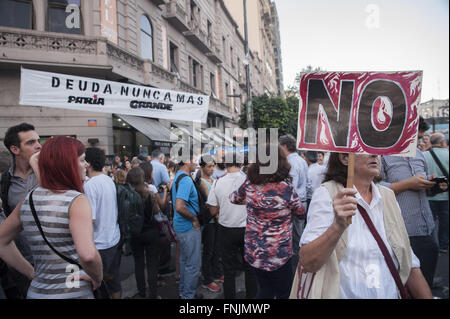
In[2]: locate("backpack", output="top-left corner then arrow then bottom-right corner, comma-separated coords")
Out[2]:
115,183 -> 145,241
173,173 -> 212,226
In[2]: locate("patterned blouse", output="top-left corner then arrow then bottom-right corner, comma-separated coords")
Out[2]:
230,179 -> 305,271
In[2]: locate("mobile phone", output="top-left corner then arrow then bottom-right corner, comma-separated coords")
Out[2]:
431,176 -> 448,184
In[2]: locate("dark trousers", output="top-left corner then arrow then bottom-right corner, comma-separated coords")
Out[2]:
409,235 -> 439,288
253,258 -> 293,299
131,226 -> 161,298
429,200 -> 449,250
219,225 -> 257,299
202,222 -> 223,284
158,234 -> 171,271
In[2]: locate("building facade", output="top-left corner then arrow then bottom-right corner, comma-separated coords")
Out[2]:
0,0 -> 282,158
419,99 -> 449,138
223,0 -> 283,97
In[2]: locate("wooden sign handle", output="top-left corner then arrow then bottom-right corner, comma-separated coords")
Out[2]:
346,153 -> 356,225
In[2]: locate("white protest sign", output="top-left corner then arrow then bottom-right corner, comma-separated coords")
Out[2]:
19,68 -> 209,123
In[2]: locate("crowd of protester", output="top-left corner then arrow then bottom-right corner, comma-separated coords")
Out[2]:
0,119 -> 448,299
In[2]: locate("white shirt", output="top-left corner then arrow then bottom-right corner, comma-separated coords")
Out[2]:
307,163 -> 327,198
211,167 -> 227,180
287,153 -> 310,201
146,183 -> 158,194
206,171 -> 247,228
84,174 -> 121,250
300,183 -> 420,299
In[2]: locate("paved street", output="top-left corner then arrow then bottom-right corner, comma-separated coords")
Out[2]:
119,243 -> 449,299
119,242 -> 246,300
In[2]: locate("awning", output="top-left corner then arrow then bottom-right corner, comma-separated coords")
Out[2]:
173,124 -> 203,145
173,124 -> 238,147
119,115 -> 179,145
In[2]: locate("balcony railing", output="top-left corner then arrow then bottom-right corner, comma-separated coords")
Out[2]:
209,97 -> 233,119
0,27 -> 97,55
163,0 -> 189,33
183,18 -> 211,54
206,37 -> 222,64
151,0 -> 167,6
0,27 -> 236,121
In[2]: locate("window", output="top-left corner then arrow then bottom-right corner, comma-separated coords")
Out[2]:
232,88 -> 237,109
237,57 -> 241,76
207,20 -> 212,39
0,0 -> 32,29
189,56 -> 203,90
210,73 -> 217,99
225,82 -> 230,105
190,0 -> 198,22
169,42 -> 180,77
222,36 -> 226,61
140,15 -> 153,61
230,46 -> 234,68
48,0 -> 81,34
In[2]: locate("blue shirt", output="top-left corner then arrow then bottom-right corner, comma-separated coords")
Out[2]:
423,147 -> 449,201
172,170 -> 199,234
287,152 -> 311,202
151,160 -> 170,188
381,149 -> 435,237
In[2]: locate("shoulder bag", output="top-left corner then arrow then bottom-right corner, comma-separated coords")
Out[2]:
426,149 -> 449,197
28,190 -> 111,299
357,204 -> 411,299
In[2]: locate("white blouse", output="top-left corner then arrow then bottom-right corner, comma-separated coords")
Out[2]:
300,183 -> 420,299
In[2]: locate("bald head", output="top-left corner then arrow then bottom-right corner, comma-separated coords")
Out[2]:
430,133 -> 446,147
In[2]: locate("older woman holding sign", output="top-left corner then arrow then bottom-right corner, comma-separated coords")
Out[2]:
291,153 -> 432,299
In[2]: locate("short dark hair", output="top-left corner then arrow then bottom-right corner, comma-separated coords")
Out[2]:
278,135 -> 297,153
85,147 -> 106,172
199,156 -> 215,167
4,123 -> 36,156
151,149 -> 163,159
305,151 -> 318,163
418,116 -> 430,133
224,152 -> 242,169
177,145 -> 194,167
247,144 -> 291,185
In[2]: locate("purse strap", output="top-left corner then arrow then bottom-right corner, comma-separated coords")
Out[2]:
357,204 -> 411,299
28,190 -> 83,270
429,149 -> 448,179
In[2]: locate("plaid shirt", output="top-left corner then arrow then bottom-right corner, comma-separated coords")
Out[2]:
380,149 -> 435,237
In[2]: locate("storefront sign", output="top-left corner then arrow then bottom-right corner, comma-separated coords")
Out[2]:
297,71 -> 422,157
19,68 -> 209,123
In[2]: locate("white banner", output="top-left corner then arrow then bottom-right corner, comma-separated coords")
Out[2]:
19,68 -> 209,123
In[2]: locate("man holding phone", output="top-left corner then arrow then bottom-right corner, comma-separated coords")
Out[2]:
381,117 -> 439,288
424,133 -> 449,254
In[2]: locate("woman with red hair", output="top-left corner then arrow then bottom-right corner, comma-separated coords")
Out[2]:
0,136 -> 103,298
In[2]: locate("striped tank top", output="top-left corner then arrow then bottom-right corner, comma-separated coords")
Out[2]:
20,187 -> 94,299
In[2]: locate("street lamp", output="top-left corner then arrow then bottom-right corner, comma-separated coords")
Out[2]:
243,0 -> 253,129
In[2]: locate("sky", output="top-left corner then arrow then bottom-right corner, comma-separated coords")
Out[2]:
275,0 -> 449,103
